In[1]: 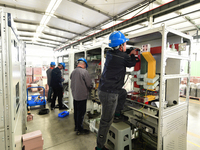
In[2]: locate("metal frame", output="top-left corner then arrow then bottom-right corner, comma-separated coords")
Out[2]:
126,25 -> 192,150
0,10 -> 26,150
55,0 -> 200,51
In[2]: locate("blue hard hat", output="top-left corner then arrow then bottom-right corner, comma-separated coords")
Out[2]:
59,62 -> 66,70
77,58 -> 88,68
109,31 -> 129,47
50,62 -> 56,66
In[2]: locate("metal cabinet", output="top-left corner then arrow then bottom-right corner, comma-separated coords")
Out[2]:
124,25 -> 191,150
0,10 -> 26,150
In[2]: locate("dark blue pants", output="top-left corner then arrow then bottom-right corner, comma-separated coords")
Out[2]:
73,99 -> 87,132
51,87 -> 63,109
47,86 -> 53,102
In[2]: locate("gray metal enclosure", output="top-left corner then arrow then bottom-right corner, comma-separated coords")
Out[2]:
124,25 -> 192,150
0,10 -> 26,150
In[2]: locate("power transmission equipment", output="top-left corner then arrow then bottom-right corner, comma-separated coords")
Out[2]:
0,10 -> 27,150
123,25 -> 192,150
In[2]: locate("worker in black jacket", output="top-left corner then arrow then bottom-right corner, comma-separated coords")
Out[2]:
46,62 -> 56,102
95,31 -> 138,150
50,62 -> 66,110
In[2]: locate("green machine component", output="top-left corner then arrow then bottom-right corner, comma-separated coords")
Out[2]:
140,54 -> 148,90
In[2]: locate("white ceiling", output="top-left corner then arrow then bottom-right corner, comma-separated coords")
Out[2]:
0,0 -> 199,49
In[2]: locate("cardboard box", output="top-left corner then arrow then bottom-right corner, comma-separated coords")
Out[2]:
33,68 -> 42,75
26,75 -> 32,84
32,75 -> 42,82
22,130 -> 43,150
27,114 -> 34,122
26,67 -> 32,76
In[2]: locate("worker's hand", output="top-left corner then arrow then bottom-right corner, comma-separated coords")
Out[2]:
129,49 -> 137,55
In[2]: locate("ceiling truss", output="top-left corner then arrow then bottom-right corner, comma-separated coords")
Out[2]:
55,0 -> 200,51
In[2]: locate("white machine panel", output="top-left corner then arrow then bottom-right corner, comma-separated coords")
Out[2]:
0,130 -> 5,150
0,54 -> 4,128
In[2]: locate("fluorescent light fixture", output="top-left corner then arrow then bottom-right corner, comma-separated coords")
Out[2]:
32,0 -> 62,43
46,0 -> 57,13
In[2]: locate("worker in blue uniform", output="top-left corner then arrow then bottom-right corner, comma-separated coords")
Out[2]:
95,31 -> 138,150
46,62 -> 56,102
70,58 -> 93,135
50,62 -> 66,110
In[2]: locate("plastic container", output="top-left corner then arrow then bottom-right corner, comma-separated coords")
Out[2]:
58,111 -> 69,118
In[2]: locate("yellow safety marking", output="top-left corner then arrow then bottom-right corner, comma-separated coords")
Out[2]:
188,131 -> 200,139
142,52 -> 156,79
187,140 -> 200,148
180,99 -> 200,105
188,100 -> 200,105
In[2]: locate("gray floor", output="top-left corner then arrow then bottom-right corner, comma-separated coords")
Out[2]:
184,98 -> 200,150
27,98 -> 200,150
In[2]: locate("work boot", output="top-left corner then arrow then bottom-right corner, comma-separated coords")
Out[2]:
76,129 -> 90,135
113,115 -> 124,123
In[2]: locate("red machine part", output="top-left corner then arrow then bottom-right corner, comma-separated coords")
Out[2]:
134,55 -> 141,89
150,44 -> 179,54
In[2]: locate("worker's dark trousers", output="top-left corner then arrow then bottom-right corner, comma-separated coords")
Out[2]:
47,86 -> 53,102
73,99 -> 87,132
51,87 -> 63,109
97,89 -> 127,148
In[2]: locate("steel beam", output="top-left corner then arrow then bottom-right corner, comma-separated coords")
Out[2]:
26,42 -> 55,48
155,0 -> 200,30
17,29 -> 36,32
17,29 -> 70,40
46,25 -> 79,35
42,32 -> 70,40
55,0 -> 200,51
36,41 -> 60,46
19,35 -> 34,38
14,20 -> 79,35
38,37 -> 65,44
14,20 -> 39,26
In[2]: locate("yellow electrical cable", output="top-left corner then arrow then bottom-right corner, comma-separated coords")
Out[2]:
139,85 -> 150,119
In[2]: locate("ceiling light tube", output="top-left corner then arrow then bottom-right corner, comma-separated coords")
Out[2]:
46,0 -> 57,13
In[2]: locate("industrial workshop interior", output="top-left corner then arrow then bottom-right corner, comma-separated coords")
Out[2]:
1,0 -> 200,150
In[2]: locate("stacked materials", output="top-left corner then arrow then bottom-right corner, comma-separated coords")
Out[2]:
196,83 -> 200,97
190,83 -> 197,97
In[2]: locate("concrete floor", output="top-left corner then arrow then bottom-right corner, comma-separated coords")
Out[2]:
26,98 -> 200,150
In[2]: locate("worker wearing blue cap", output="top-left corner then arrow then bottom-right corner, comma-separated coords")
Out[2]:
70,58 -> 93,135
50,62 -> 66,110
46,62 -> 56,102
95,31 -> 138,150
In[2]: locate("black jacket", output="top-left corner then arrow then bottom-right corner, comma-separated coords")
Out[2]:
50,67 -> 64,88
98,49 -> 136,93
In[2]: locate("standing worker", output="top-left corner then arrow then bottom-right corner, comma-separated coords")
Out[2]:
70,58 -> 93,135
50,62 -> 66,110
95,31 -> 139,150
46,62 -> 56,102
